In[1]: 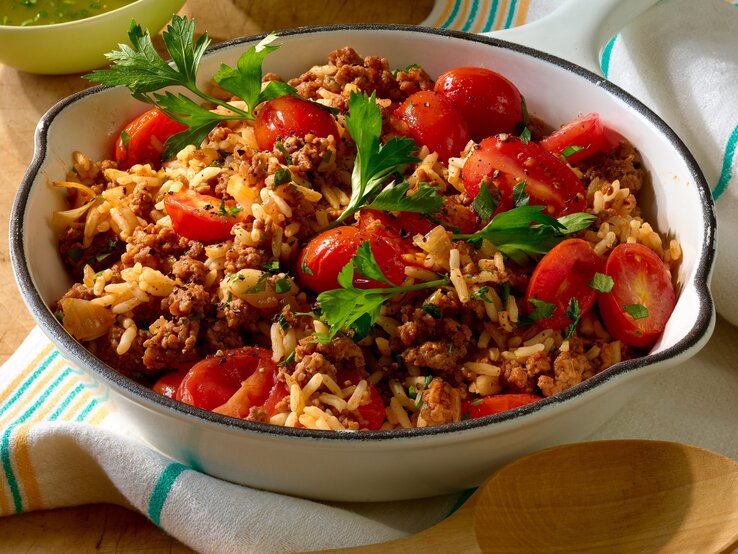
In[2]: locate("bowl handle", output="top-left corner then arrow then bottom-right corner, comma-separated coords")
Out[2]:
482,0 -> 659,75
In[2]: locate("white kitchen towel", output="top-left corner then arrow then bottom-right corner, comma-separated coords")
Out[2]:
2,1 -> 738,553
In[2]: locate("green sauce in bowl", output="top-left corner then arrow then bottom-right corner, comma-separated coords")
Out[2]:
0,0 -> 134,26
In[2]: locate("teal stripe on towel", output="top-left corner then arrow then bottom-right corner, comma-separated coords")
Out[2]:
48,383 -> 85,421
713,123 -> 738,200
440,0 -> 462,29
1,367 -> 71,512
600,35 -> 618,78
482,0 -> 500,32
148,463 -> 188,525
0,351 -> 59,417
503,0 -> 518,29
461,0 -> 480,32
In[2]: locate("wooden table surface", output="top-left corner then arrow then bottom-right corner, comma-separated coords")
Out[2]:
0,1 -> 432,551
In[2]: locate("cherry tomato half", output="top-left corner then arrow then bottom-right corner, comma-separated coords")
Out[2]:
297,226 -> 408,293
461,393 -> 542,419
394,90 -> 470,163
525,238 -> 605,330
462,135 -> 587,217
540,113 -> 607,165
114,109 -> 187,169
254,95 -> 339,151
337,369 -> 385,430
434,66 -> 524,142
152,369 -> 189,399
598,243 -> 676,348
164,192 -> 243,242
176,347 -> 278,412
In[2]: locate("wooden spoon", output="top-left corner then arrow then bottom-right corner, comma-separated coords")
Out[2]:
316,440 -> 738,553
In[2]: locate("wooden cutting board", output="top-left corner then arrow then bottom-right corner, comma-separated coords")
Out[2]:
0,1 -> 432,551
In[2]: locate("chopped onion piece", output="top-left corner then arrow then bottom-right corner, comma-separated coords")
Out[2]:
59,297 -> 115,341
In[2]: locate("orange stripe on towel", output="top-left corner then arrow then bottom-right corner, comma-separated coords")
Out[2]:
0,344 -> 54,403
430,0 -> 455,27
492,0 -> 510,30
471,0 -> 491,33
0,358 -> 66,428
513,0 -> 531,27
12,425 -> 43,511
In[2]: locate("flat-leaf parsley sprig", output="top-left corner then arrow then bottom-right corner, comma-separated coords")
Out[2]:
86,16 -> 295,159
316,242 -> 448,339
329,91 -> 444,227
453,205 -> 595,265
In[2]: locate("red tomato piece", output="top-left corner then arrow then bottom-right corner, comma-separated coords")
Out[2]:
262,381 -> 289,417
434,66 -> 524,142
540,113 -> 607,165
337,369 -> 385,430
598,243 -> 676,348
461,135 -> 587,217
152,369 -> 189,399
525,239 -> 605,330
176,347 -> 277,412
114,109 -> 187,170
296,226 -> 407,293
254,95 -> 339,151
462,393 -> 542,419
164,192 -> 243,242
394,90 -> 470,163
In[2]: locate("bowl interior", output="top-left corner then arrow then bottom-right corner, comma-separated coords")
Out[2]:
22,27 -> 714,357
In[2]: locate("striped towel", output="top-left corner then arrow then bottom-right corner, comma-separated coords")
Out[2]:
2,1 -> 737,553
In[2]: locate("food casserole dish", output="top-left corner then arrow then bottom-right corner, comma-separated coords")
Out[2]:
10,24 -> 716,501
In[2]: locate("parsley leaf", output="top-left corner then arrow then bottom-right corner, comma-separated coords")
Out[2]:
512,181 -> 529,207
213,33 -> 297,115
317,241 -> 448,338
589,272 -> 614,293
331,91 -> 419,226
454,206 -> 596,265
524,298 -> 556,322
561,145 -> 586,158
564,297 -> 581,339
624,304 -> 649,319
422,303 -> 442,319
366,181 -> 444,214
472,185 -> 497,221
86,17 -> 290,161
520,127 -> 532,144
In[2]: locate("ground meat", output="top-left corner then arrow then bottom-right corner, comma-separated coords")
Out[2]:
539,343 -> 595,397
90,325 -> 150,379
223,235 -> 269,274
394,292 -> 472,374
394,66 -> 434,96
221,297 -> 260,330
500,352 -> 552,394
58,227 -> 123,280
142,318 -> 201,369
162,283 -> 211,318
171,256 -> 209,284
280,135 -> 336,173
122,224 -> 194,273
56,282 -> 95,304
582,141 -> 647,194
129,184 -> 156,219
417,378 -> 460,427
203,318 -> 244,351
289,335 -> 365,385
246,406 -> 270,424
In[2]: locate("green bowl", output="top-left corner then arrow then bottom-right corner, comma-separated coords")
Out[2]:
0,0 -> 186,74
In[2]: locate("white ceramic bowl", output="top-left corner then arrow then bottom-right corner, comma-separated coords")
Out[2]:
0,0 -> 185,74
10,25 -> 716,501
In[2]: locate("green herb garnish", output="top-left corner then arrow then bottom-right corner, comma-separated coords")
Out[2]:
512,181 -> 529,207
564,297 -> 581,339
561,145 -> 586,158
624,304 -> 649,319
278,351 -> 296,367
365,181 -> 444,215
330,91 -> 428,227
525,298 -> 556,322
86,18 -> 295,160
472,185 -> 497,221
273,168 -> 292,187
519,126 -> 531,144
275,142 -> 293,165
589,272 -> 614,293
316,241 -> 448,339
274,277 -> 292,294
453,206 -> 595,265
422,303 -> 442,319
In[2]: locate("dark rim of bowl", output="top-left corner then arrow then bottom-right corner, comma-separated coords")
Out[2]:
10,23 -> 716,443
